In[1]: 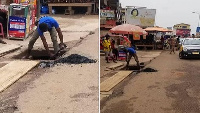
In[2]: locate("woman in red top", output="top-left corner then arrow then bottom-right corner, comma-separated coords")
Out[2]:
111,40 -> 119,60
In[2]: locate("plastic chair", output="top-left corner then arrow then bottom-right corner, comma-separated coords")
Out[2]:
0,23 -> 4,39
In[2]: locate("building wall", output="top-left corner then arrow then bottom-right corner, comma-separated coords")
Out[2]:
173,23 -> 190,29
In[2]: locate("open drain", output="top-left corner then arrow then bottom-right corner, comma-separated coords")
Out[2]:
13,50 -> 66,60
39,54 -> 97,68
121,63 -> 145,71
125,66 -> 141,70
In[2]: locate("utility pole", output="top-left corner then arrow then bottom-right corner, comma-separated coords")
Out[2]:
192,12 -> 200,27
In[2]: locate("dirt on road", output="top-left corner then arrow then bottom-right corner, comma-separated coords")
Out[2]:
101,50 -> 200,113
0,15 -> 99,113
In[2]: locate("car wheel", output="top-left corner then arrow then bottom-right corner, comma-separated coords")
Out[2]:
179,52 -> 184,59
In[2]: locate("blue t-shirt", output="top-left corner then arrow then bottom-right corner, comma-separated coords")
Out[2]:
37,16 -> 59,36
127,47 -> 136,54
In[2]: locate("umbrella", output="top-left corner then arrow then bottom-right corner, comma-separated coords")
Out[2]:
109,24 -> 147,35
144,26 -> 173,32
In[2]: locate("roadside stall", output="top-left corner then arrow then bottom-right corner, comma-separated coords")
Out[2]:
109,24 -> 147,60
109,23 -> 147,47
144,26 -> 173,49
8,0 -> 38,40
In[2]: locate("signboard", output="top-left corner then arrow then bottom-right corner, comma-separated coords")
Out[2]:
100,10 -> 115,18
196,27 -> 200,36
125,8 -> 156,27
176,29 -> 190,36
8,16 -> 26,38
133,33 -> 140,40
196,27 -> 200,32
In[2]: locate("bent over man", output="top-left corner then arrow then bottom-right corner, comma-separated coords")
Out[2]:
24,16 -> 65,58
124,45 -> 140,69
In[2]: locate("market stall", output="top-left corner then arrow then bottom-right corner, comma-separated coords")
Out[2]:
109,24 -> 148,49
144,26 -> 173,49
108,24 -> 147,59
7,0 -> 38,40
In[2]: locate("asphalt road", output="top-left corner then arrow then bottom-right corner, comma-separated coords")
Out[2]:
101,50 -> 200,113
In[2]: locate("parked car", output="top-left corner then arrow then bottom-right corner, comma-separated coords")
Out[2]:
179,38 -> 200,59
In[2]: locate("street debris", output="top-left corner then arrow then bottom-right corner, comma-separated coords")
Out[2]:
142,68 -> 158,72
39,54 -> 97,68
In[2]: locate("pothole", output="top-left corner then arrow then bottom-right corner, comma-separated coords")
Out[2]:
13,50 -> 66,60
121,62 -> 145,71
39,54 -> 97,68
142,68 -> 158,72
120,63 -> 158,72
125,66 -> 141,70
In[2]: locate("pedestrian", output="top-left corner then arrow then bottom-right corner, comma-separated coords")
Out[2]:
192,34 -> 195,38
123,44 -> 140,69
169,36 -> 176,54
176,35 -> 180,50
161,35 -> 164,50
111,40 -> 119,60
23,16 -> 65,59
102,35 -> 117,63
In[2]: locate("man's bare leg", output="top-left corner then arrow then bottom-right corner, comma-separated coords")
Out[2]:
133,54 -> 140,69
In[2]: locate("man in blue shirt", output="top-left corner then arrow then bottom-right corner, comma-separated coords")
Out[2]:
124,45 -> 140,68
24,16 -> 64,58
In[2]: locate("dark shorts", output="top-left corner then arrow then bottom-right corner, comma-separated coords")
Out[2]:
112,49 -> 118,56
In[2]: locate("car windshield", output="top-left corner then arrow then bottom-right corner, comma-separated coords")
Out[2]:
184,39 -> 200,45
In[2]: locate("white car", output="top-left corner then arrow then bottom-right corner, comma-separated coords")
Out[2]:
179,38 -> 200,59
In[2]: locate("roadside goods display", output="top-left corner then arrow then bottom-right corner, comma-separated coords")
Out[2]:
125,8 -> 156,27
8,0 -> 37,40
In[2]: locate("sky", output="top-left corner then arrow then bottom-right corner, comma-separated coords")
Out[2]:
120,0 -> 200,34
